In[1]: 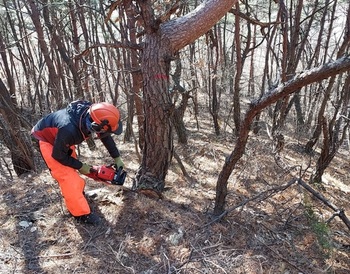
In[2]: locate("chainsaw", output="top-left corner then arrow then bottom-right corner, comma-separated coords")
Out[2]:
86,165 -> 127,185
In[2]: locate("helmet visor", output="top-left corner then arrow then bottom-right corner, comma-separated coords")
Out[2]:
113,120 -> 123,135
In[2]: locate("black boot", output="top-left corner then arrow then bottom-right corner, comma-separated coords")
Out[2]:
74,212 -> 100,225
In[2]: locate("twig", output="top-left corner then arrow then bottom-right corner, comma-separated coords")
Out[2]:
203,258 -> 228,273
229,8 -> 280,28
254,235 -> 308,273
162,252 -> 171,274
10,245 -> 75,259
107,242 -> 135,273
80,227 -> 107,251
1,156 -> 13,179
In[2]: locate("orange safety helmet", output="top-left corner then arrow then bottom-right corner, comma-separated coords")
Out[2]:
89,102 -> 120,133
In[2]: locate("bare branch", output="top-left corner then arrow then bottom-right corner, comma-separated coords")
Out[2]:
157,0 -> 182,23
74,42 -> 142,59
229,8 -> 280,28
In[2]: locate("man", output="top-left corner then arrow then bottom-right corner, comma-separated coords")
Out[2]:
31,100 -> 124,225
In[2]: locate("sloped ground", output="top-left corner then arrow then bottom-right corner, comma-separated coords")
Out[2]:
1,122 -> 350,274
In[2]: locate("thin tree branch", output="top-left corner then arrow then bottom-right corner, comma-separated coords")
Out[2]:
229,8 -> 281,28
75,42 -> 142,59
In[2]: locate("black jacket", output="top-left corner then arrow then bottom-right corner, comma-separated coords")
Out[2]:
31,100 -> 121,169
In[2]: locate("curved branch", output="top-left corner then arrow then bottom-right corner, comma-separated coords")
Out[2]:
162,0 -> 237,51
251,55 -> 350,111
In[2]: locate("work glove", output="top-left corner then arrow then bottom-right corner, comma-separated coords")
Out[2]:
114,156 -> 124,169
79,163 -> 92,175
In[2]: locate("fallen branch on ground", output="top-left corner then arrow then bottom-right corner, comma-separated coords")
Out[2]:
207,178 -> 298,226
297,178 -> 350,231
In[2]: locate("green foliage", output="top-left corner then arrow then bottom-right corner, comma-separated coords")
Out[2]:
304,201 -> 333,256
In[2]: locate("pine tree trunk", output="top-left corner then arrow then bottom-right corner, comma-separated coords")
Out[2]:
135,33 -> 173,191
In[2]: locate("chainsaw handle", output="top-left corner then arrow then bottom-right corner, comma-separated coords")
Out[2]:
111,163 -> 119,170
111,166 -> 126,185
89,167 -> 98,173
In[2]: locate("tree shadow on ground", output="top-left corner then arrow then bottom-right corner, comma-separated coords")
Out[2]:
71,189 -> 197,273
1,176 -> 62,274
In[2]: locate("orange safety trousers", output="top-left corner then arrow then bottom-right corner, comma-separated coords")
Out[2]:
39,141 -> 90,216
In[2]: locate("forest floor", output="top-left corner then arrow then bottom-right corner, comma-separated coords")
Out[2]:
1,115 -> 350,274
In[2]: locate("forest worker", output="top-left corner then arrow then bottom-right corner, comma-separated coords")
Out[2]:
31,100 -> 124,225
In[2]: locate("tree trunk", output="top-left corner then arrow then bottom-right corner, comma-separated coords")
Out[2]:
172,54 -> 189,145
312,72 -> 350,183
42,0 -> 83,99
207,28 -> 221,136
135,0 -> 237,191
27,0 -> 60,109
0,79 -> 34,176
126,1 -> 144,147
305,0 -> 349,153
233,2 -> 242,133
135,33 -> 173,191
